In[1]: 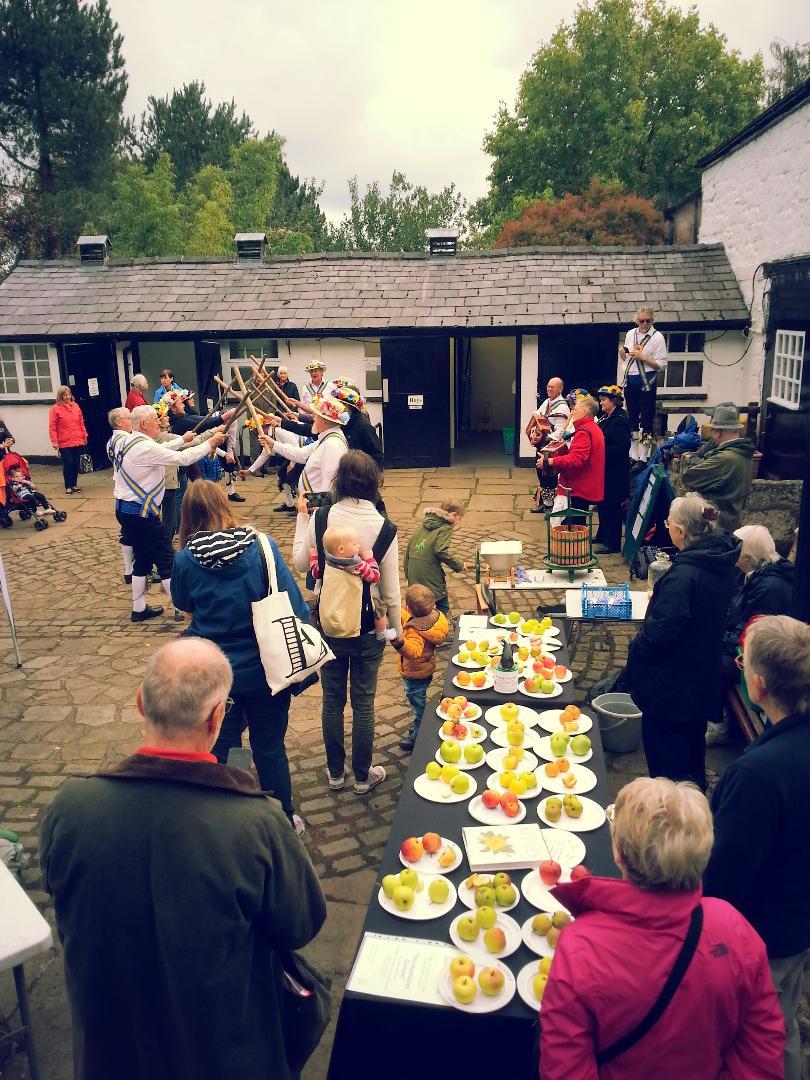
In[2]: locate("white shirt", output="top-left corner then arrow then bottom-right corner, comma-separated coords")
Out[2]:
534,395 -> 570,435
623,326 -> 667,378
299,380 -> 324,419
273,426 -> 347,493
110,431 -> 215,514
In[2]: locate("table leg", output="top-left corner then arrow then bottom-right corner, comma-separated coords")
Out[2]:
12,963 -> 42,1080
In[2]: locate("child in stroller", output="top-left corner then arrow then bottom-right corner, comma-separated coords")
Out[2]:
5,466 -> 67,530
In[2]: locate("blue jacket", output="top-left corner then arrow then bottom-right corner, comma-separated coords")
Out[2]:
171,534 -> 309,691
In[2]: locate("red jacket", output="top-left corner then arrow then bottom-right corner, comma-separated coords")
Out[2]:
554,416 -> 605,503
48,402 -> 88,449
124,389 -> 148,411
540,877 -> 784,1080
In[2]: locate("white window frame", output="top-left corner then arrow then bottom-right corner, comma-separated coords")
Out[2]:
768,330 -> 805,411
0,342 -> 60,401
227,338 -> 278,361
662,332 -> 705,390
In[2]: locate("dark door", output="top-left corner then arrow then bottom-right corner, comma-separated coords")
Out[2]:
381,335 -> 451,468
62,341 -> 120,470
195,340 -> 223,413
538,328 -> 619,399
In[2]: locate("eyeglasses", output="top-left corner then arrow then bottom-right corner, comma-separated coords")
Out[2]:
637,318 -> 651,325
734,653 -> 745,671
224,696 -> 235,714
606,803 -> 615,824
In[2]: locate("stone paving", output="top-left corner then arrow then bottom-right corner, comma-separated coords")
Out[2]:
0,463 -> 805,1077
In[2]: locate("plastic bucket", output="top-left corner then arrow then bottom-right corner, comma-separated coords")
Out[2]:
592,693 -> 643,753
502,426 -> 515,455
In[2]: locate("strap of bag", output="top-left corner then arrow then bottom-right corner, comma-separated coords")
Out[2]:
314,505 -> 331,580
596,904 -> 703,1066
371,517 -> 397,564
253,531 -> 279,597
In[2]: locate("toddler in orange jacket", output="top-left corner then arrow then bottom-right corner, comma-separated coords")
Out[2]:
393,584 -> 450,752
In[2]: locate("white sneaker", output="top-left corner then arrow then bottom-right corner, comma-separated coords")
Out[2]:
324,767 -> 346,791
354,765 -> 386,795
705,721 -> 729,747
292,814 -> 306,837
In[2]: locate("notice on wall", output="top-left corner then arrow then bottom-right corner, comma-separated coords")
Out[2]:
407,394 -> 423,410
346,932 -> 453,1005
87,377 -> 99,397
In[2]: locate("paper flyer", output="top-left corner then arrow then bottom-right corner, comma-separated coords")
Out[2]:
346,932 -> 454,1006
462,823 -> 549,872
457,614 -> 489,638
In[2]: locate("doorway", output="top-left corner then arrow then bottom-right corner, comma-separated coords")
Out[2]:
454,336 -> 517,465
380,335 -> 451,468
538,328 -> 619,399
62,341 -> 120,470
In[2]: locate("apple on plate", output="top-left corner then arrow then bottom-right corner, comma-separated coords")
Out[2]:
474,885 -> 496,907
532,913 -> 551,936
472,672 -> 486,688
464,743 -> 484,764
570,734 -> 592,756
446,703 -> 463,720
500,702 -> 520,722
392,885 -> 415,911
476,905 -> 497,930
450,955 -> 475,980
425,761 -> 442,780
481,788 -> 501,809
422,832 -> 441,854
539,956 -> 553,975
519,771 -> 537,790
440,764 -> 459,784
550,732 -> 570,757
483,927 -> 507,954
495,883 -> 516,907
540,859 -> 562,885
399,868 -> 418,889
492,872 -> 512,889
509,777 -> 528,797
570,864 -> 591,881
428,878 -> 450,905
463,706 -> 478,720
400,837 -> 424,863
381,874 -> 399,899
439,849 -> 456,869
478,967 -> 505,997
500,792 -> 520,818
533,972 -> 549,1002
452,974 -> 477,1004
440,740 -> 462,763
457,914 -> 480,942
546,926 -> 562,949
452,773 -> 470,795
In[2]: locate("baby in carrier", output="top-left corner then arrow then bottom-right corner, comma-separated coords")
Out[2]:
309,523 -> 394,641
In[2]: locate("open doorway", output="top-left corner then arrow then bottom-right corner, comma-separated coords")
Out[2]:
453,336 -> 517,465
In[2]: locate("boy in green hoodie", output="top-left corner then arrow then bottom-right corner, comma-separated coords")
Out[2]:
403,499 -> 472,634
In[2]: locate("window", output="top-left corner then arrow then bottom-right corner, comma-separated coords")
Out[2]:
663,331 -> 705,389
0,343 -> 57,399
228,338 -> 278,360
769,330 -> 805,410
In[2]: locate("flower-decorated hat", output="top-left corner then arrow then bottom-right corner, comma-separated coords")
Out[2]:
305,359 -> 326,373
566,387 -> 589,406
311,383 -> 350,426
597,384 -> 624,401
331,378 -> 366,411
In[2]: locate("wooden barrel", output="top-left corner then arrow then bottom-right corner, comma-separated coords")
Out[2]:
549,523 -> 591,566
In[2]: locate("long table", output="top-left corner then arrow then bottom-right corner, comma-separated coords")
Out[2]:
327,618 -> 617,1075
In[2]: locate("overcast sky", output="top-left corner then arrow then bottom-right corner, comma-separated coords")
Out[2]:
109,0 -> 810,221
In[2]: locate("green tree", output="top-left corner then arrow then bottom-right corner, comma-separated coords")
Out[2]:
0,0 -> 128,258
331,170 -> 467,252
109,154 -> 182,257
182,165 -> 234,256
482,0 -> 763,214
766,40 -> 810,105
267,161 -> 330,250
140,81 -> 254,190
226,136 -> 284,233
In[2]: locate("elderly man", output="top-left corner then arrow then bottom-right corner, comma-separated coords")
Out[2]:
704,616 -> 810,1080
619,305 -> 667,456
541,394 -> 605,518
40,638 -> 326,1080
681,403 -> 756,531
527,376 -> 570,512
111,404 -> 225,622
107,407 -> 134,583
124,373 -> 149,411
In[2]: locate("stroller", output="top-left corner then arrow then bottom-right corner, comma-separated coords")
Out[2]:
2,472 -> 67,530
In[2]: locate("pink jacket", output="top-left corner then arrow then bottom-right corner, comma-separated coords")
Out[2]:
540,877 -> 784,1080
48,402 -> 88,449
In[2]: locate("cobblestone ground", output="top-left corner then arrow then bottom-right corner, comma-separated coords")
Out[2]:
0,464 -> 806,1077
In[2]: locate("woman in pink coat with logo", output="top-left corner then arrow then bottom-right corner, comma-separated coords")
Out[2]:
48,386 -> 88,494
539,777 -> 785,1079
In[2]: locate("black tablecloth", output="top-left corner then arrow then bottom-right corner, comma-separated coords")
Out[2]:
327,619 -> 618,1077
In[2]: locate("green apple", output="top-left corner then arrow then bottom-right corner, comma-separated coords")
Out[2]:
495,883 -> 517,907
519,771 -> 538,790
474,885 -> 496,908
551,911 -> 572,929
399,868 -> 418,890
533,972 -> 548,1002
425,760 -> 442,780
538,955 -> 553,975
392,885 -> 415,911
532,913 -> 552,936
493,613 -> 507,625
428,878 -> 450,905
463,743 -> 484,764
452,974 -> 477,1004
457,914 -> 479,942
476,905 -> 497,930
381,874 -> 399,899
550,732 -> 570,757
540,679 -> 555,694
508,611 -> 521,624
492,872 -> 512,889
570,734 -> 592,756
440,739 -> 462,763
451,773 -> 470,795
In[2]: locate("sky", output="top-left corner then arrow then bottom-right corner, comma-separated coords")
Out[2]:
109,0 -> 810,222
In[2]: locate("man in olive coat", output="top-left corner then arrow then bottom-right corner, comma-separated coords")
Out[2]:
40,638 -> 326,1080
681,402 -> 755,531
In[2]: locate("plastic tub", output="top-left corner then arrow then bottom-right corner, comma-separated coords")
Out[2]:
502,426 -> 515,455
592,693 -> 643,753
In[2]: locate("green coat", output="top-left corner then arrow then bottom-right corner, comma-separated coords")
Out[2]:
681,437 -> 756,532
404,508 -> 463,600
40,755 -> 326,1080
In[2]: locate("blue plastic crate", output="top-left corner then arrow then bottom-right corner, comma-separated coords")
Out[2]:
581,583 -> 632,620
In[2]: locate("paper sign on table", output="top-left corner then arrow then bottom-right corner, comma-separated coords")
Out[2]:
457,614 -> 490,638
462,823 -> 549,873
346,932 -> 454,1006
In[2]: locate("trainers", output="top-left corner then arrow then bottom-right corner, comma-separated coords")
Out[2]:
292,814 -> 306,837
705,721 -> 729,747
228,492 -> 246,503
173,608 -> 185,622
131,605 -> 164,623
325,767 -> 346,791
354,765 -> 386,795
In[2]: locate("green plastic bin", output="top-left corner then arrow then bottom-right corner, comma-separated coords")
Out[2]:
502,426 -> 515,455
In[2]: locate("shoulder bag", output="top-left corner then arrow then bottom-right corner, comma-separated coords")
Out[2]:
279,950 -> 332,1073
252,531 -> 334,694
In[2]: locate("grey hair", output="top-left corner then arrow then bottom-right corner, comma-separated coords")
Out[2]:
668,493 -> 718,547
130,373 -> 148,390
746,616 -> 810,716
277,365 -> 288,375
130,404 -> 157,431
636,305 -> 655,320
108,407 -> 130,429
578,395 -> 599,417
734,524 -> 779,568
141,638 -> 233,733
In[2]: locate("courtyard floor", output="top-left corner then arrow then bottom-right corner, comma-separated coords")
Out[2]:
0,463 -> 803,1078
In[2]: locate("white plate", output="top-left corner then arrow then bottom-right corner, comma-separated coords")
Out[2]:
467,794 -> 527,825
519,680 -> 563,701
540,764 -> 597,795
535,734 -> 593,764
377,875 -> 458,921
435,745 -> 488,771
484,703 -> 539,728
538,796 -> 606,832
490,726 -> 542,752
516,959 -> 547,1012
399,837 -> 463,875
536,709 -> 594,735
485,771 -> 543,800
436,702 -> 483,723
520,869 -> 574,913
451,653 -> 487,670
489,615 -> 525,630
449,911 -> 522,959
539,638 -> 562,652
540,829 -> 587,868
521,914 -> 572,958
439,954 -> 517,1014
458,877 -> 521,913
551,668 -> 573,684
436,722 -> 488,745
414,772 -> 478,804
453,673 -> 494,692
485,746 -> 539,773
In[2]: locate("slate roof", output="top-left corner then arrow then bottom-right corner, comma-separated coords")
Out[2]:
0,244 -> 748,340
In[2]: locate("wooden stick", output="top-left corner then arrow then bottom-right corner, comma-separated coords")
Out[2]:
191,374 -> 241,434
232,367 -> 262,425
249,357 -> 295,413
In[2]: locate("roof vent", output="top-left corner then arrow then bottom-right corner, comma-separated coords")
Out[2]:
77,235 -> 111,265
426,228 -> 459,257
235,233 -> 266,263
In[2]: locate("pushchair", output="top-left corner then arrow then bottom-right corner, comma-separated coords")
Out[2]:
3,484 -> 67,530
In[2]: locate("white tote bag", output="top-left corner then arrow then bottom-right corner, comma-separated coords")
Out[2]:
252,531 -> 334,694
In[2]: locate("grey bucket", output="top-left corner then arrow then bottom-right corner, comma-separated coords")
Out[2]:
592,693 -> 643,753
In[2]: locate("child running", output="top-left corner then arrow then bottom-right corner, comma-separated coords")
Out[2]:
403,499 -> 472,635
393,584 -> 450,752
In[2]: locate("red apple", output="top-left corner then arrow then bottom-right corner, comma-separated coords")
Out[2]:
542,656 -> 555,669
453,724 -> 468,740
482,789 -> 500,810
422,832 -> 442,854
539,859 -> 562,886
570,864 -> 591,882
500,792 -> 520,818
400,837 -> 424,863
533,661 -> 544,674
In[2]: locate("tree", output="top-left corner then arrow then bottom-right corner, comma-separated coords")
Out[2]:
226,136 -> 284,234
0,0 -> 128,258
494,178 -> 666,247
183,165 -> 234,256
481,0 -> 763,215
331,170 -> 467,252
108,154 -> 182,257
766,40 -> 810,105
267,161 -> 330,250
140,81 -> 254,190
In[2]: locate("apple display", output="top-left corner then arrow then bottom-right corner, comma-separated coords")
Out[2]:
381,874 -> 399,899
457,914 -> 480,942
481,789 -> 501,809
452,974 -> 477,1004
540,859 -> 562,886
451,773 -> 471,795
474,885 -> 496,908
483,926 -> 507,954
428,878 -> 450,905
478,967 -> 505,997
495,883 -> 517,907
532,913 -> 552,935
450,955 -> 475,980
392,885 -> 415,911
400,837 -> 424,863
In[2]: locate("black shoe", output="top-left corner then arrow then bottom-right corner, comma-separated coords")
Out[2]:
399,733 -> 416,752
131,605 -> 164,623
273,504 -> 295,513
228,492 -> 246,503
530,507 -> 545,514
123,574 -> 132,585
594,545 -> 620,555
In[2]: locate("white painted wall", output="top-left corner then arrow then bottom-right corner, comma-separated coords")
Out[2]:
700,97 -> 810,406
518,335 -> 539,459
656,330 -> 750,432
5,403 -> 54,457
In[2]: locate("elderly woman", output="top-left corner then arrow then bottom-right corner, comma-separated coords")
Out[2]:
48,386 -> 88,494
540,777 -> 785,1078
626,493 -> 739,787
125,373 -> 149,411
